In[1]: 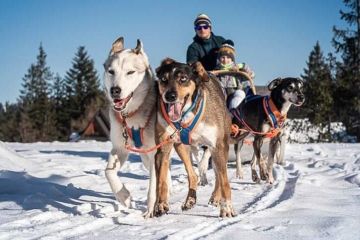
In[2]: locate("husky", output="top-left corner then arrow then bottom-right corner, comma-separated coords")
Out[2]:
232,77 -> 305,184
103,37 -> 163,218
153,59 -> 235,217
196,77 -> 305,185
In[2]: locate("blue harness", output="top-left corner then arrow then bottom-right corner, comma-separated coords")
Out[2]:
160,91 -> 206,145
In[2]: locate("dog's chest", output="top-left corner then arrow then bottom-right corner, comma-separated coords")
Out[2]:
157,112 -> 218,147
191,123 -> 218,148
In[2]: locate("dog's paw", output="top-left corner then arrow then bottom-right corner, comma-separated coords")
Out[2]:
182,196 -> 196,211
199,175 -> 208,186
259,167 -> 269,181
267,176 -> 275,185
208,197 -> 220,207
142,209 -> 154,219
220,201 -> 237,218
251,170 -> 260,183
236,169 -> 244,179
154,201 -> 169,217
115,187 -> 132,208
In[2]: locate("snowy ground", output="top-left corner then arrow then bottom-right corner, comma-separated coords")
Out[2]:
0,141 -> 359,240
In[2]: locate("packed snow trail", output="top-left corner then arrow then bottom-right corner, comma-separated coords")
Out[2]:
0,141 -> 359,240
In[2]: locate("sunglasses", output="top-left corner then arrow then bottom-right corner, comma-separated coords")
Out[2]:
195,25 -> 210,31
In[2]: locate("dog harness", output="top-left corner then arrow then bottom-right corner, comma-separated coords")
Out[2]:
160,91 -> 206,145
232,94 -> 286,138
115,111 -> 148,148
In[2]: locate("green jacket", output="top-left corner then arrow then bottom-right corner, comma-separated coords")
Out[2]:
186,33 -> 226,71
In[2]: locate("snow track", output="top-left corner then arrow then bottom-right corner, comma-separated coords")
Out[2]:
0,142 -> 359,239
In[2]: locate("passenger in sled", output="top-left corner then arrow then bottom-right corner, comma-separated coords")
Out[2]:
211,40 -> 256,111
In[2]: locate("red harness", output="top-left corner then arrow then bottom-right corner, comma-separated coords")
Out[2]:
232,97 -> 287,138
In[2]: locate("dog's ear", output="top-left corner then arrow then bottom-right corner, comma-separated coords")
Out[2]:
297,77 -> 304,87
110,37 -> 124,55
133,39 -> 143,55
191,61 -> 209,82
268,77 -> 282,91
155,58 -> 175,76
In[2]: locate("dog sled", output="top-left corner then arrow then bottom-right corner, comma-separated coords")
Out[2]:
210,69 -> 287,165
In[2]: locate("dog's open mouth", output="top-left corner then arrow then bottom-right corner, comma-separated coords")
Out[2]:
165,95 -> 189,122
292,99 -> 305,106
112,92 -> 133,112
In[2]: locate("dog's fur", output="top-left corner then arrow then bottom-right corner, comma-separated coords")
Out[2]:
197,77 -> 305,185
233,77 -> 305,184
154,59 -> 235,217
103,37 -> 162,218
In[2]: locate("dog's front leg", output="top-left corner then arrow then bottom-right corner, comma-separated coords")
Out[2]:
253,136 -> 267,182
105,148 -> 131,207
174,143 -> 198,211
267,136 -> 280,184
154,143 -> 173,217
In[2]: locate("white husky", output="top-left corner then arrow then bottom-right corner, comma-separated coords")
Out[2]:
103,37 -> 161,218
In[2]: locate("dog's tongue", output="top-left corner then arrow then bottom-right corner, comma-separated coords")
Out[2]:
168,103 -> 182,122
114,99 -> 125,109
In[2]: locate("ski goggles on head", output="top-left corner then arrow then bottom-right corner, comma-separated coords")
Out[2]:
194,25 -> 210,31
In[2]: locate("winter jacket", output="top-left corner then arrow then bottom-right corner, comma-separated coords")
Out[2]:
186,33 -> 226,71
215,62 -> 255,89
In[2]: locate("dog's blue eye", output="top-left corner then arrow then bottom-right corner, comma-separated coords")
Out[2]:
160,77 -> 167,83
108,69 -> 115,75
127,71 -> 135,75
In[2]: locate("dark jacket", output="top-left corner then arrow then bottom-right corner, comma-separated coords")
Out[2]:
186,33 -> 226,71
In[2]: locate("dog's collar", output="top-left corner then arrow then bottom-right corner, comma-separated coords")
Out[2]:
160,91 -> 206,145
114,109 -> 138,123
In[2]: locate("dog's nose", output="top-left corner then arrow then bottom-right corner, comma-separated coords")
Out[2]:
110,86 -> 121,98
165,91 -> 177,102
298,94 -> 305,102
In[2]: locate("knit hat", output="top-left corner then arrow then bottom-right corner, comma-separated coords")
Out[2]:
194,14 -> 212,27
218,40 -> 236,61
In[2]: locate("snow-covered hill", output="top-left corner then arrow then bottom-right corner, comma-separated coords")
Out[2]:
0,141 -> 359,239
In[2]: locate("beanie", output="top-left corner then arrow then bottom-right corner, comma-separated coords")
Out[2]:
218,40 -> 236,61
194,14 -> 212,27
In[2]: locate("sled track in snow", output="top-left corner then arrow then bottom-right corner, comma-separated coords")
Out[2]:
166,163 -> 300,240
0,201 -> 139,240
0,164 -> 300,240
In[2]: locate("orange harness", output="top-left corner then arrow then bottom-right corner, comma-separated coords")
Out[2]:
231,96 -> 286,139
115,110 -> 175,154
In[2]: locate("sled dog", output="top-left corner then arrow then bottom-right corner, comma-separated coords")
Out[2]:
232,77 -> 305,184
103,37 -> 160,218
197,77 -> 305,184
153,59 -> 235,217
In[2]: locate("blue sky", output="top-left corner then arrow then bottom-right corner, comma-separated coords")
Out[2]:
0,0 -> 346,104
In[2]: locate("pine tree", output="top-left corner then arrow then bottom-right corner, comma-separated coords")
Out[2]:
51,74 -> 69,140
0,102 -> 21,142
332,0 -> 360,140
19,44 -> 57,142
301,42 -> 334,141
64,46 -> 104,132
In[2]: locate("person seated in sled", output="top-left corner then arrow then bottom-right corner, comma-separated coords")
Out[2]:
213,40 -> 255,110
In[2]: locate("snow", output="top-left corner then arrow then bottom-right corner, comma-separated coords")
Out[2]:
0,141 -> 359,239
